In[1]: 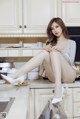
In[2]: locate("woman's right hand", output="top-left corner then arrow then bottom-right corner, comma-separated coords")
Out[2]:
43,44 -> 52,52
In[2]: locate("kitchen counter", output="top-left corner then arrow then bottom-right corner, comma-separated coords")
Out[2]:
0,84 -> 29,119
28,79 -> 80,119
0,79 -> 80,119
29,78 -> 80,88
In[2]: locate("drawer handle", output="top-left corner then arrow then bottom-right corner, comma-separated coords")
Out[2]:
19,25 -> 22,28
24,25 -> 27,28
52,90 -> 55,93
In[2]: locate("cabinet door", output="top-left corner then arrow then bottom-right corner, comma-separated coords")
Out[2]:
8,49 -> 21,57
61,0 -> 80,26
61,88 -> 73,118
73,88 -> 80,102
0,0 -> 22,33
35,89 -> 53,119
23,0 -> 58,34
29,89 -> 35,119
73,88 -> 80,117
0,49 -> 8,57
35,88 -> 73,119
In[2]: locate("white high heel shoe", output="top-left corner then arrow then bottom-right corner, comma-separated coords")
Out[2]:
1,74 -> 25,85
52,97 -> 62,104
52,86 -> 65,104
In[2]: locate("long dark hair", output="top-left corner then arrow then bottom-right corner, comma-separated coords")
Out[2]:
46,17 -> 69,45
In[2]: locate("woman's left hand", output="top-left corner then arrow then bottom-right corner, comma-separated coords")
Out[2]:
50,46 -> 61,52
43,44 -> 52,52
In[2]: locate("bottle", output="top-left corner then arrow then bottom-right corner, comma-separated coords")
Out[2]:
19,41 -> 23,48
37,42 -> 43,48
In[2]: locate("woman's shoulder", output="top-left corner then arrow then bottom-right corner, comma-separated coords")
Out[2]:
68,39 -> 76,45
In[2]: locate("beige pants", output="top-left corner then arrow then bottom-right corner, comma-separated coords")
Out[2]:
12,50 -> 76,97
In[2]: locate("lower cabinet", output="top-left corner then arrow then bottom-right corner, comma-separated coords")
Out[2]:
73,88 -> 80,118
29,88 -> 73,119
74,118 -> 80,119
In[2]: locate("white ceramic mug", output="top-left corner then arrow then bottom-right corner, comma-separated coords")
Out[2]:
28,71 -> 39,80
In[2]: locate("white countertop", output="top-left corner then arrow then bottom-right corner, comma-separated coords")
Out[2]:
29,78 -> 80,88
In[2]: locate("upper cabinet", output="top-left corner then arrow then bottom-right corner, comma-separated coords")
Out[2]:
0,0 -> 80,36
0,0 -> 22,34
61,0 -> 80,26
23,0 -> 58,34
0,0 -> 58,35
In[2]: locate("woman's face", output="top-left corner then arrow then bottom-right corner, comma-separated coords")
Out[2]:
51,22 -> 63,38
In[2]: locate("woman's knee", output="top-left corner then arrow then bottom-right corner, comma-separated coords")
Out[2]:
42,50 -> 50,57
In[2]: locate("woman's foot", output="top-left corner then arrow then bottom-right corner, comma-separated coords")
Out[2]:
52,86 -> 65,104
52,97 -> 62,104
1,74 -> 25,85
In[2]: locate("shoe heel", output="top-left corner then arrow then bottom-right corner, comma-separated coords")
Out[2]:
1,74 -> 14,84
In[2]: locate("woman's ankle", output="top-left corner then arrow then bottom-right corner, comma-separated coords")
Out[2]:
54,86 -> 64,98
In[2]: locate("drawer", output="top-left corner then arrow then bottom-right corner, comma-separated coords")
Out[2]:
0,50 -> 8,57
33,50 -> 42,56
22,50 -> 32,56
73,88 -> 80,102
8,49 -> 20,57
74,103 -> 80,117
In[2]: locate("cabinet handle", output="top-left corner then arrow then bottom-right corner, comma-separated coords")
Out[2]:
19,25 -> 22,28
24,25 -> 27,28
52,90 -> 55,93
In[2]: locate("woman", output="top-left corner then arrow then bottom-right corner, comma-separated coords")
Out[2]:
1,17 -> 77,103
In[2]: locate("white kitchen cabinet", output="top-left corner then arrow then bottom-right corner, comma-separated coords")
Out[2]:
61,88 -> 73,118
0,0 -> 58,35
0,0 -> 80,35
0,49 -> 8,57
0,48 -> 22,57
22,49 -> 33,57
35,89 -> 54,119
61,0 -> 80,26
0,0 -> 22,33
23,0 -> 58,34
29,87 -> 73,119
0,48 -> 42,57
8,49 -> 21,57
73,88 -> 80,118
34,88 -> 73,119
29,89 -> 35,119
29,80 -> 80,119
